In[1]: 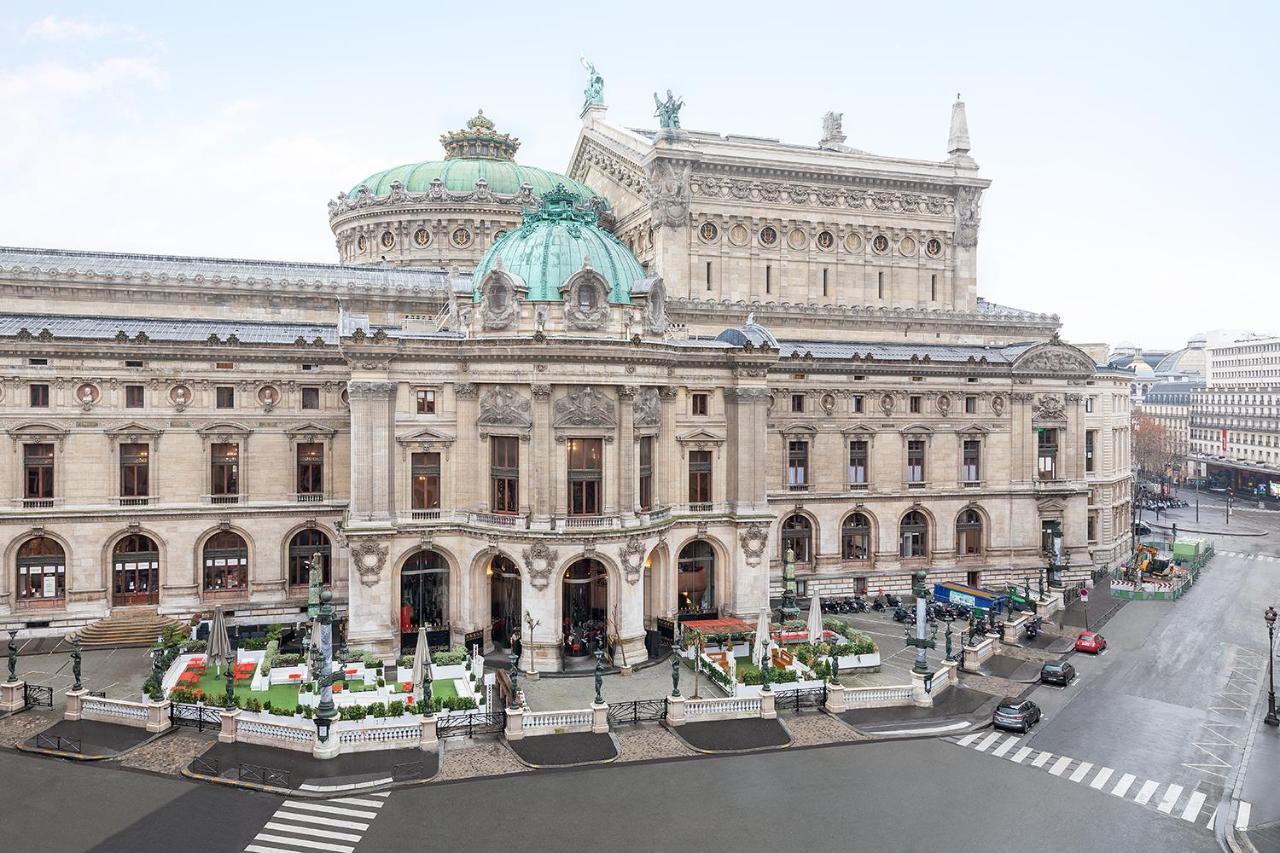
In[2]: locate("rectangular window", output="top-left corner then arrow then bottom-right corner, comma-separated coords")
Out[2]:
567,438 -> 603,515
301,387 -> 320,410
822,268 -> 829,297
787,440 -> 809,490
490,436 -> 519,514
119,443 -> 149,498
29,384 -> 49,407
765,265 -> 772,294
638,436 -> 654,512
416,389 -> 436,414
691,392 -> 708,416
411,452 -> 441,510
1085,397 -> 1095,413
878,271 -> 885,299
962,439 -> 981,482
1085,430 -> 1096,473
1037,429 -> 1059,480
931,273 -> 937,301
124,360 -> 143,368
964,395 -> 977,414
791,394 -> 805,413
688,449 -> 712,505
210,443 -> 239,498
214,362 -> 234,370
28,358 -> 47,366
705,261 -> 712,290
23,443 -> 54,500
125,385 -> 145,409
215,386 -> 235,409
909,395 -> 921,414
848,440 -> 869,486
1087,513 -> 1099,543
907,439 -> 926,483
851,395 -> 864,414
296,442 -> 324,495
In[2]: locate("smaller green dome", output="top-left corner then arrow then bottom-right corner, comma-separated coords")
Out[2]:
473,187 -> 644,303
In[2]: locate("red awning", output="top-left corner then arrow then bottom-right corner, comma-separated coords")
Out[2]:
680,617 -> 756,636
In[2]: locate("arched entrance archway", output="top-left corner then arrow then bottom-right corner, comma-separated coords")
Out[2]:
489,554 -> 521,651
677,540 -> 716,619
561,559 -> 608,666
400,550 -> 449,651
112,534 -> 159,606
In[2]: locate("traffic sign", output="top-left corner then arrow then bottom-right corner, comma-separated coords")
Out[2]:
1079,587 -> 1089,602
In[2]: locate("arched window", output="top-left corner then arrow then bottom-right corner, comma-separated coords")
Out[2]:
401,550 -> 449,644
956,509 -> 983,556
899,511 -> 928,558
677,541 -> 715,617
17,536 -> 65,601
112,534 -> 159,606
841,513 -> 872,561
288,529 -> 331,587
203,531 -> 248,591
781,514 -> 812,563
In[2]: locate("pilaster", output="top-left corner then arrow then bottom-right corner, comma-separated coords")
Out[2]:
618,386 -> 636,518
347,380 -> 397,524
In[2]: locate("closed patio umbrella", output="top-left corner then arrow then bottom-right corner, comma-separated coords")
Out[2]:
752,608 -> 771,668
207,607 -> 230,675
807,591 -> 824,645
411,625 -> 430,689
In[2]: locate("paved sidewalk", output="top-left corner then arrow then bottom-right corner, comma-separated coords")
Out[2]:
508,731 -> 617,767
840,684 -> 999,736
189,740 -> 437,791
669,717 -> 791,753
17,718 -> 153,758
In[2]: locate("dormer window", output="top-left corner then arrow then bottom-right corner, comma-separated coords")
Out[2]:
577,283 -> 599,310
489,283 -> 509,311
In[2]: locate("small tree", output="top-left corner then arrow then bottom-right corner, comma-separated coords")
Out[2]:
1132,412 -> 1175,478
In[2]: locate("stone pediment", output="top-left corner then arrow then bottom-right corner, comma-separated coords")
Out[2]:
956,423 -> 990,435
285,422 -> 337,438
6,421 -> 69,441
676,428 -> 725,444
1012,340 -> 1096,379
396,427 -> 455,447
105,421 -> 163,443
196,421 -> 252,437
841,424 -> 876,436
898,422 -> 934,434
779,422 -> 817,436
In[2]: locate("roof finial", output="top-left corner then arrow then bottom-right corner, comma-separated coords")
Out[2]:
946,94 -> 975,167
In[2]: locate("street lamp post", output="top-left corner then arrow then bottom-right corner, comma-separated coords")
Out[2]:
309,587 -> 342,755
1265,606 -> 1278,727
905,570 -> 936,675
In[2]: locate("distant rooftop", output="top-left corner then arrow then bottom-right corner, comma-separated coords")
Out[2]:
0,312 -> 337,345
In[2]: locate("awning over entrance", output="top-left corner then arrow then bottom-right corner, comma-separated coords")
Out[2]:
680,617 -> 755,637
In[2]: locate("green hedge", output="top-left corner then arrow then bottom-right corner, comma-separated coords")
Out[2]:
258,639 -> 279,675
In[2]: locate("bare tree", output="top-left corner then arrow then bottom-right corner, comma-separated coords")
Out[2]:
1133,412 -> 1176,478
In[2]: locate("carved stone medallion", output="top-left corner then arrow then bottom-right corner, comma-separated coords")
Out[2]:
618,536 -> 646,585
739,522 -> 768,564
349,539 -> 389,588
521,541 -> 559,591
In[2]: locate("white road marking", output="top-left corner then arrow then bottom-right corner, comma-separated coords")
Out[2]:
1069,761 -> 1094,783
1237,801 -> 1252,830
875,721 -> 970,736
247,846 -> 307,853
1180,791 -> 1206,822
1032,751 -> 1053,767
1135,780 -> 1159,805
253,834 -> 354,853
974,732 -> 1002,752
1111,773 -> 1136,798
1089,767 -> 1114,790
1157,784 -> 1184,814
329,797 -> 385,809
957,732 -> 981,747
271,812 -> 370,831
1011,747 -> 1032,764
281,801 -> 379,819
263,822 -> 362,842
1204,806 -> 1217,828
992,735 -> 1019,757
1049,756 -> 1073,776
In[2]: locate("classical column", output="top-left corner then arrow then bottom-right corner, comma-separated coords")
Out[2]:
531,385 -> 552,523
347,380 -> 397,525
617,386 -> 637,519
657,387 -> 679,509
453,383 -> 480,511
725,387 -> 771,514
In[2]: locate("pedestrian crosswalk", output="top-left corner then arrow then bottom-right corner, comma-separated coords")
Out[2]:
1218,550 -> 1279,560
245,791 -> 389,853
949,732 -> 1243,832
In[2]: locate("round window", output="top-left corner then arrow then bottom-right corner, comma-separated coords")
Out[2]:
699,221 -> 719,242
787,228 -> 807,250
759,226 -> 778,246
926,238 -> 942,257
844,232 -> 864,252
872,234 -> 889,254
451,227 -> 472,248
414,228 -> 431,247
380,230 -> 395,249
817,230 -> 834,250
729,223 -> 750,246
899,236 -> 917,256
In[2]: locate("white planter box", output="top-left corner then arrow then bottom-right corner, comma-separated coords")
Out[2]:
268,665 -> 308,686
838,652 -> 881,670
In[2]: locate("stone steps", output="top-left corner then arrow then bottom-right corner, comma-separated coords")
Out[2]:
70,610 -> 184,650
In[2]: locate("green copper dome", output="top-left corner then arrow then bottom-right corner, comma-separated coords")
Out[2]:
473,187 -> 643,303
348,111 -> 600,202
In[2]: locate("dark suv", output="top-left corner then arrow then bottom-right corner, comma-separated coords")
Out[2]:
1040,661 -> 1076,686
993,697 -> 1042,732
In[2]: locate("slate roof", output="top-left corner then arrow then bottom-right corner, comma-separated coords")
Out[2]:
0,313 -> 337,345
774,339 -> 1037,363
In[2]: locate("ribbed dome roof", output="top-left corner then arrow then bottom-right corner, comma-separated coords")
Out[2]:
348,111 -> 600,202
472,187 -> 643,303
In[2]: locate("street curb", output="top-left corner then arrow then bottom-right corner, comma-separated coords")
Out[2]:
180,748 -> 443,798
1148,521 -> 1268,538
12,725 -> 173,762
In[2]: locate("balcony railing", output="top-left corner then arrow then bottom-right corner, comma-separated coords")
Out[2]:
292,492 -> 326,503
19,497 -> 57,509
560,515 -> 620,530
115,496 -> 151,507
204,493 -> 246,505
470,511 -> 527,529
686,502 -> 714,513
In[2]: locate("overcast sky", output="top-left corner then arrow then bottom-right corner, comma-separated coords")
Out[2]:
1,1 -> 1275,349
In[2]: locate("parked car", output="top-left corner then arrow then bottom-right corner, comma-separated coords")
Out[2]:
993,697 -> 1042,732
1133,521 -> 1152,537
1074,631 -> 1107,654
1040,660 -> 1076,686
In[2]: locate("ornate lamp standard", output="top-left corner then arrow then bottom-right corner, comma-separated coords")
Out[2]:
905,570 -> 936,676
309,587 -> 342,756
1265,606 -> 1278,727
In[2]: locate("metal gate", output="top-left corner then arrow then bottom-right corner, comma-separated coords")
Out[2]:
23,683 -> 53,709
607,698 -> 667,726
437,709 -> 505,739
169,701 -> 223,732
773,685 -> 826,712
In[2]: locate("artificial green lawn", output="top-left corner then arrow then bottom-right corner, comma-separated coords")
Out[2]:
390,676 -> 461,700
191,669 -> 301,708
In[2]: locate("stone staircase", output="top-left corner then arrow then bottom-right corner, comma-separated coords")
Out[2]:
70,609 -> 184,650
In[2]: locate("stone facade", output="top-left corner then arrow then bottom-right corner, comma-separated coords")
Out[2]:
0,89 -> 1133,670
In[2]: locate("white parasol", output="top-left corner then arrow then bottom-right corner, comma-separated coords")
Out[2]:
807,591 -> 825,645
752,608 -> 771,668
410,625 -> 430,689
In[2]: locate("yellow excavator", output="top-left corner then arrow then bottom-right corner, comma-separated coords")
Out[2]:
1135,544 -> 1171,576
